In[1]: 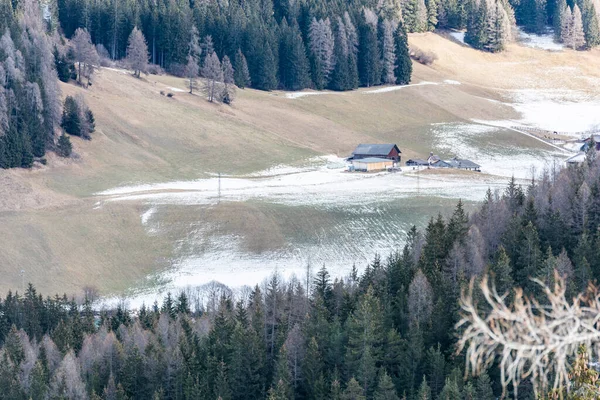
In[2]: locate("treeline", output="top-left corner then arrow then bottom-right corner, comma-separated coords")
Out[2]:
54,0 -> 413,91
1,150 -> 600,399
0,1 -> 62,168
515,0 -> 600,50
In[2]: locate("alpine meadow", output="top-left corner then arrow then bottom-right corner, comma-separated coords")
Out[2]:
2,0 -> 600,399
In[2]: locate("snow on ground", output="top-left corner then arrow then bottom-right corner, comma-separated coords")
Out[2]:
97,160 -> 507,208
509,89 -> 600,134
517,27 -> 564,51
449,31 -> 466,44
472,88 -> 600,136
431,122 -> 565,179
444,80 -> 461,85
363,81 -> 439,93
168,87 -> 186,93
285,91 -> 329,99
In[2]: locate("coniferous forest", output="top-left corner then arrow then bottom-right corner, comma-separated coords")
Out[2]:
1,150 -> 599,399
1,0 -> 599,169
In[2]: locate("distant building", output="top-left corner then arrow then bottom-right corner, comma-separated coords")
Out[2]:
351,157 -> 395,172
447,158 -> 481,171
406,159 -> 429,167
566,152 -> 586,165
407,152 -> 480,171
350,144 -> 401,162
581,135 -> 600,152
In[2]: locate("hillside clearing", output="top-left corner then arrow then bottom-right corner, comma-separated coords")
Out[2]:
1,32 -> 598,297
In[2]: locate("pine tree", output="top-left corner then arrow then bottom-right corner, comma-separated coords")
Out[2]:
374,370 -> 400,400
234,49 -> 251,89
381,19 -> 397,84
438,377 -> 461,400
582,0 -> 600,48
426,0 -> 439,30
417,376 -> 432,400
279,20 -> 311,91
61,96 -> 82,137
416,0 -> 429,31
358,12 -> 382,87
490,246 -> 514,294
554,0 -> 568,39
57,134 -> 72,157
394,21 -> 412,84
571,4 -> 587,48
474,373 -> 495,400
343,378 -> 366,400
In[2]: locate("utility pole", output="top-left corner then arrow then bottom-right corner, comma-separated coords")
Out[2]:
218,172 -> 221,204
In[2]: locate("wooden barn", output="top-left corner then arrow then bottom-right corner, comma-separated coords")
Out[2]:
351,157 -> 395,172
350,144 -> 401,162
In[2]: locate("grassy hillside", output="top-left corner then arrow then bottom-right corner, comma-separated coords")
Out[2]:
0,33 -> 597,297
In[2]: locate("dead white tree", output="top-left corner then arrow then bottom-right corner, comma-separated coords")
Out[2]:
126,27 -> 149,78
202,52 -> 223,103
457,272 -> 600,398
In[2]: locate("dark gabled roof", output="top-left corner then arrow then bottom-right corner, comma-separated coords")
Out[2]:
446,158 -> 481,169
352,143 -> 401,156
431,159 -> 452,168
406,159 -> 429,165
352,157 -> 395,163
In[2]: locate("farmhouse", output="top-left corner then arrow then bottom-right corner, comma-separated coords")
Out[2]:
351,157 -> 395,172
447,158 -> 481,171
350,144 -> 401,162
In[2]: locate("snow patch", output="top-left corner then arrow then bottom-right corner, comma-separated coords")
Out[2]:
444,80 -> 461,85
141,207 -> 156,225
363,81 -> 439,94
431,122 -> 564,179
517,27 -> 564,51
285,91 -> 329,99
449,31 -> 466,44
168,87 -> 186,93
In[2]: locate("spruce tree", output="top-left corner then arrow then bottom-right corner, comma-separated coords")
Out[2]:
374,370 -> 400,400
395,21 -> 412,84
234,49 -> 251,89
582,0 -> 600,48
358,16 -> 382,87
426,0 -> 439,30
343,378 -> 366,400
417,376 -> 432,400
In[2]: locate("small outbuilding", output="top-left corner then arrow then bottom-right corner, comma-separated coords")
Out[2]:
406,159 -> 429,167
566,152 -> 586,165
351,157 -> 395,172
350,144 -> 401,162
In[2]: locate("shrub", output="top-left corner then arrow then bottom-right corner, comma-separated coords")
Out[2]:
411,46 -> 438,65
57,134 -> 72,157
167,93 -> 174,98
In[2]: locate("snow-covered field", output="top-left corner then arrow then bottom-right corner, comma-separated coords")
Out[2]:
517,27 -> 564,51
97,81 -> 598,308
98,126 -> 561,308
